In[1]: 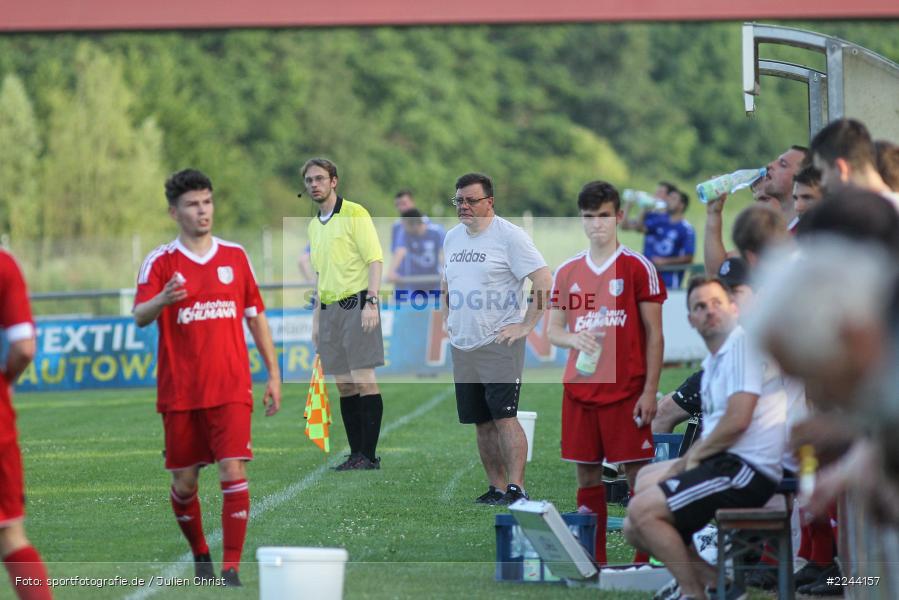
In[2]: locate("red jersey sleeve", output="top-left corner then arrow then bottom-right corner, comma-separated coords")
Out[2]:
0,252 -> 34,342
134,248 -> 168,307
632,254 -> 667,304
240,250 -> 265,318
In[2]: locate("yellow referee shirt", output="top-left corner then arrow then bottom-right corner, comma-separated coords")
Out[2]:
308,196 -> 383,304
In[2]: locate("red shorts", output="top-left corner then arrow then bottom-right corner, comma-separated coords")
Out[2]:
162,403 -> 253,471
561,390 -> 654,464
0,439 -> 25,526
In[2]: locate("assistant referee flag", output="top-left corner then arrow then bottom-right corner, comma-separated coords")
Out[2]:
304,355 -> 332,452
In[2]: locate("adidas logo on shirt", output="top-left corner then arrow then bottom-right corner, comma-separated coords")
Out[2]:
448,250 -> 487,263
570,282 -> 581,293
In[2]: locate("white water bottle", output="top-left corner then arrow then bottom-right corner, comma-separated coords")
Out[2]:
696,167 -> 767,203
623,189 -> 667,211
574,328 -> 605,376
522,541 -> 541,581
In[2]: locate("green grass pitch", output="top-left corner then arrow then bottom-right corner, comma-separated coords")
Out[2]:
9,366 -> 702,599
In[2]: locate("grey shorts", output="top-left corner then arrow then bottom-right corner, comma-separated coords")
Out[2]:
451,339 -> 525,424
317,291 -> 385,375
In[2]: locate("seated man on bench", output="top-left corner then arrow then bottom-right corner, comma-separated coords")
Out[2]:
624,276 -> 787,600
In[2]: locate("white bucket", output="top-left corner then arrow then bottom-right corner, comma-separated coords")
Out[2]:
257,546 -> 349,600
517,411 -> 537,462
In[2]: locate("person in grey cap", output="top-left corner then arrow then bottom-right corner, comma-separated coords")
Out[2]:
652,257 -> 754,440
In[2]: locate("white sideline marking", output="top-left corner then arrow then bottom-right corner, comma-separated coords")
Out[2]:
439,456 -> 478,503
124,387 -> 453,600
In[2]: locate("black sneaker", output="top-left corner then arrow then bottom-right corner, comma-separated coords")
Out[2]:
221,567 -> 242,587
795,562 -> 830,588
475,486 -> 504,505
354,455 -> 381,470
745,567 -> 778,590
602,460 -> 620,480
194,553 -> 215,581
496,484 -> 529,506
332,453 -> 363,471
798,563 -> 842,595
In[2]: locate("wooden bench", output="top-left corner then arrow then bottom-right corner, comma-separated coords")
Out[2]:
715,493 -> 794,600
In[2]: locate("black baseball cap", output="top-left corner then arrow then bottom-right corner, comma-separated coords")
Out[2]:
717,257 -> 751,291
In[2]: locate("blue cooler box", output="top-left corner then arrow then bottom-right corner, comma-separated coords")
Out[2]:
494,512 -> 596,583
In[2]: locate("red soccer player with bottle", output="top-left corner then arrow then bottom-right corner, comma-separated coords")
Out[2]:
548,180 -> 666,565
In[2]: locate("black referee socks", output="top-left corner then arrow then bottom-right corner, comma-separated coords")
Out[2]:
359,394 -> 384,461
339,394 -> 363,455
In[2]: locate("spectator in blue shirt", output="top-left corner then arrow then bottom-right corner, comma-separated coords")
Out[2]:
624,183 -> 695,289
391,189 -> 417,252
387,209 -> 445,304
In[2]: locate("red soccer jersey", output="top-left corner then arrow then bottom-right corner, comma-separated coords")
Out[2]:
550,245 -> 667,406
0,251 -> 35,445
134,237 -> 264,413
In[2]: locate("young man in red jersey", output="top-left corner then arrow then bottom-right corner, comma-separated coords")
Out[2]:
134,169 -> 281,587
0,252 -> 51,600
548,181 -> 666,564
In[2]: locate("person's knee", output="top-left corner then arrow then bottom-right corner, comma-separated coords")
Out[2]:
356,382 -> 379,396
622,516 -> 639,545
335,380 -> 357,396
219,459 -> 247,482
171,469 -> 199,496
0,523 -> 29,557
492,416 -> 517,429
626,491 -> 663,530
576,463 -> 604,488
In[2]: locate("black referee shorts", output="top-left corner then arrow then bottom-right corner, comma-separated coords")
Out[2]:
451,339 -> 525,424
317,291 -> 385,375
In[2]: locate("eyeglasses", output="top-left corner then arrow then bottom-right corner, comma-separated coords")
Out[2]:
450,196 -> 490,207
304,175 -> 331,186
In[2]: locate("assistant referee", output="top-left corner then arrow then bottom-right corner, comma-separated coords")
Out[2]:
303,158 -> 386,471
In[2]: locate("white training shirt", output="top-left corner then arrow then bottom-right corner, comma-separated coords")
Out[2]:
700,325 -> 787,482
443,215 -> 547,350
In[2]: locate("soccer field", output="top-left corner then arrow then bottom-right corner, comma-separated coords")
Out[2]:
10,367 -> 698,599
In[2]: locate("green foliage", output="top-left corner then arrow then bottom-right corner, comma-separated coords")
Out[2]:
0,74 -> 41,240
0,20 -> 895,241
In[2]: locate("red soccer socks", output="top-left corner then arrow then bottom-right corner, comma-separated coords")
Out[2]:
4,545 -> 52,600
221,479 -> 250,572
577,484 -> 608,565
170,486 -> 209,557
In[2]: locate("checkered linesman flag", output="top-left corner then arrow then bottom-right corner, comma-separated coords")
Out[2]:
304,355 -> 332,452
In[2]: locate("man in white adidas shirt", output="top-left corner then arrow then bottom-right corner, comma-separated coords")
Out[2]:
624,276 -> 786,600
441,172 -> 551,506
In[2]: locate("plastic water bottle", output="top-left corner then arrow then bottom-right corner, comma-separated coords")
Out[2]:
623,189 -> 667,211
510,525 -> 523,560
522,540 -> 541,581
574,328 -> 606,376
695,167 -> 767,203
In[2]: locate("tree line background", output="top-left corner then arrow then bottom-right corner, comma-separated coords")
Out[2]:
0,20 -> 895,293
